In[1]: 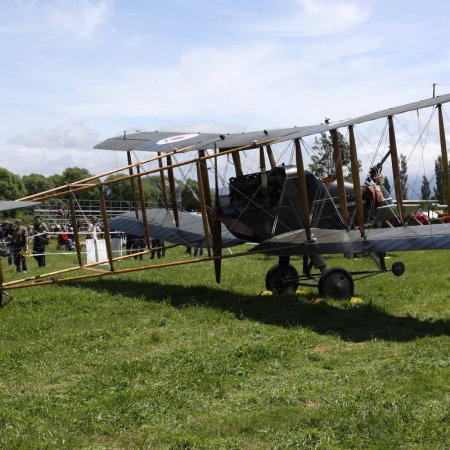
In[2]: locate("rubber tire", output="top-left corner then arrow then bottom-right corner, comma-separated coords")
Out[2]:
391,261 -> 405,277
318,266 -> 354,300
265,264 -> 299,295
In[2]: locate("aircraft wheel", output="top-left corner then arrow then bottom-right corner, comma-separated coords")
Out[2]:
391,261 -> 405,276
265,264 -> 299,295
318,267 -> 354,300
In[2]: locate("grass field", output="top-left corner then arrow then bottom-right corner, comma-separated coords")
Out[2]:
0,245 -> 449,449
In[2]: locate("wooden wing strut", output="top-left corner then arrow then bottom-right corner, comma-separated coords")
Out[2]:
437,104 -> 450,214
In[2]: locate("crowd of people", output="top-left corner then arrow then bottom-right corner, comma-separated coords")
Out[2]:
0,214 -> 194,273
0,215 -> 50,273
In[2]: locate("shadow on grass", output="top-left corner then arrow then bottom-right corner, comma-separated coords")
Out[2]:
73,278 -> 449,343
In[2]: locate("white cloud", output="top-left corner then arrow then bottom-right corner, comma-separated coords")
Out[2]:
7,122 -> 99,149
2,122 -> 123,176
45,0 -> 114,41
245,0 -> 370,37
0,0 -> 114,42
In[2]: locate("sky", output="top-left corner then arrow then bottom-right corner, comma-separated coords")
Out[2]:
1,0 -> 450,196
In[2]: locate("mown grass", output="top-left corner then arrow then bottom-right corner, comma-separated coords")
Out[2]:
0,246 -> 449,449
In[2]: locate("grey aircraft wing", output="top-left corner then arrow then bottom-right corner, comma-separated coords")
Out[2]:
94,94 -> 450,153
252,224 -> 450,256
0,200 -> 40,212
109,208 -> 242,248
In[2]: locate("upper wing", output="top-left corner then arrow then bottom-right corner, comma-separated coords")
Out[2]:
93,126 -> 321,153
253,224 -> 450,256
109,208 -> 242,248
94,94 -> 450,153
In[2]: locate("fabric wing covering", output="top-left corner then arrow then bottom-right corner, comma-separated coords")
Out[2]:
253,224 -> 450,256
94,94 -> 450,153
109,208 -> 242,249
0,200 -> 39,212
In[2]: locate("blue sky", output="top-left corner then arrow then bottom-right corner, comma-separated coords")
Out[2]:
1,0 -> 450,184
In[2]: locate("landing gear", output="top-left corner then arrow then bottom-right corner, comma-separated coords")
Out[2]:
264,253 -> 404,299
265,257 -> 299,294
318,267 -> 354,300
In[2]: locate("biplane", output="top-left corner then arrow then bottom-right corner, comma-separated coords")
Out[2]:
1,93 -> 450,304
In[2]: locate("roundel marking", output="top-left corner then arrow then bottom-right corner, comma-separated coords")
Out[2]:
156,133 -> 200,146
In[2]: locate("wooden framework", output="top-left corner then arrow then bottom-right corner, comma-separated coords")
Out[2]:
437,104 -> 450,213
388,115 -> 405,223
330,129 -> 349,226
1,97 -> 448,301
294,139 -> 312,240
348,126 -> 365,237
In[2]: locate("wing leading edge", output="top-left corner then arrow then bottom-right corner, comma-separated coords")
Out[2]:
253,224 -> 450,256
94,94 -> 450,153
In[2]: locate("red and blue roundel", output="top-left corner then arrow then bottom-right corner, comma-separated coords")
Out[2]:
156,133 -> 200,146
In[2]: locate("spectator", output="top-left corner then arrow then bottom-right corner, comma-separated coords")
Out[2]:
58,226 -> 74,251
126,234 -> 137,255
132,237 -> 146,260
57,205 -> 66,219
150,239 -> 163,259
415,209 -> 429,225
87,216 -> 101,240
32,215 -> 49,268
8,219 -> 28,273
4,222 -> 15,266
193,245 -> 203,257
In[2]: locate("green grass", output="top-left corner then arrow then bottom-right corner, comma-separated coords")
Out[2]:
0,246 -> 449,449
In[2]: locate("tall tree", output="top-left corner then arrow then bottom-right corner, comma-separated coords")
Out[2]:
433,155 -> 450,203
0,167 -> 26,200
308,131 -> 354,181
58,167 -> 98,200
399,154 -> 408,200
104,174 -> 163,207
22,173 -> 54,196
421,175 -> 431,200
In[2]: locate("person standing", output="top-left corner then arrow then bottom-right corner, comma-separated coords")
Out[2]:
87,216 -> 101,240
32,215 -> 49,267
4,222 -> 15,266
150,239 -> 163,259
7,219 -> 28,273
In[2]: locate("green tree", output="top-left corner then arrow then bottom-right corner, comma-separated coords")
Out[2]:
399,154 -> 408,200
308,131 -> 354,181
0,167 -> 26,200
104,174 -> 134,203
433,155 -> 450,203
178,178 -> 200,211
48,174 -> 64,187
421,175 -> 431,200
22,173 -> 54,196
104,174 -> 163,207
59,167 -> 98,200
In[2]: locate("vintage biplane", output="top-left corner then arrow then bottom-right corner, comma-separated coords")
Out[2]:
1,94 -> 450,304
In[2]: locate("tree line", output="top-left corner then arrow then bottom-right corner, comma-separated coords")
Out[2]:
0,166 -> 202,211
